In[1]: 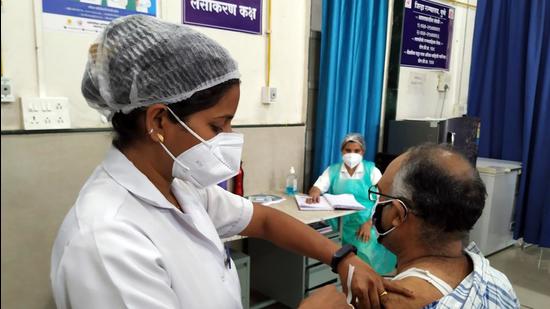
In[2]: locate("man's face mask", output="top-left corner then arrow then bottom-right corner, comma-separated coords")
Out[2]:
370,198 -> 409,243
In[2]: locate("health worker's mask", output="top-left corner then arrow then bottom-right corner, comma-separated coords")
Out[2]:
158,107 -> 244,188
343,153 -> 362,169
370,198 -> 409,242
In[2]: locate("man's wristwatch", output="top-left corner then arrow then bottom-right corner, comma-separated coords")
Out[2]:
330,244 -> 357,273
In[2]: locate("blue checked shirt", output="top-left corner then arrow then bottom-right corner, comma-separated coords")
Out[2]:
423,242 -> 520,308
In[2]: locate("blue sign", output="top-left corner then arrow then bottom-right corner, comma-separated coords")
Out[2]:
42,0 -> 157,33
400,0 -> 454,70
43,0 -> 157,21
183,0 -> 262,35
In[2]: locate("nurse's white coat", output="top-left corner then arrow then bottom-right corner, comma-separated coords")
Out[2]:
51,147 -> 253,308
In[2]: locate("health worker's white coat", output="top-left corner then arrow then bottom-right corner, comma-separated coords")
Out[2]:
51,147 -> 253,308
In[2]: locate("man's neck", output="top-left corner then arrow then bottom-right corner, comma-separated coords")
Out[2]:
395,240 -> 464,272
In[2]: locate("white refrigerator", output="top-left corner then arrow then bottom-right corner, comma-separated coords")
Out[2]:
469,158 -> 522,256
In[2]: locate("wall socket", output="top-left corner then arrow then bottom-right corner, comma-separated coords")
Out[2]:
21,97 -> 71,130
1,77 -> 16,103
261,86 -> 278,104
437,72 -> 450,92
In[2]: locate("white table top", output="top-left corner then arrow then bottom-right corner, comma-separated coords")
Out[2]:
266,193 -> 356,225
223,192 -> 356,242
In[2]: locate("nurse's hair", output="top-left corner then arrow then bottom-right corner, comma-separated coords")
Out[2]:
80,15 -> 243,150
391,144 -> 486,247
110,79 -> 240,150
340,133 -> 366,151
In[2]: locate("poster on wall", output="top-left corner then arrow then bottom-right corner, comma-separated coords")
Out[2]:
400,0 -> 454,70
42,0 -> 157,34
183,0 -> 262,35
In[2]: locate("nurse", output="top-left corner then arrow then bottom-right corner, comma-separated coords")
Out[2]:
307,134 -> 397,275
50,15 -> 410,309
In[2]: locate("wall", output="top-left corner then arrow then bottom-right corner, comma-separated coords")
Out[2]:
395,0 -> 477,120
0,125 -> 305,309
1,0 -> 310,129
1,0 -> 311,308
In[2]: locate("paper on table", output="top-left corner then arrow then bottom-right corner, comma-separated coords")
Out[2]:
324,194 -> 365,210
294,194 -> 333,211
294,194 -> 365,211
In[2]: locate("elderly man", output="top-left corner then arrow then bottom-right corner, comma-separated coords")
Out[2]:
370,144 -> 519,308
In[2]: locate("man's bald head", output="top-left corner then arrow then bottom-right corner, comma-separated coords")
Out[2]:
384,144 -> 487,245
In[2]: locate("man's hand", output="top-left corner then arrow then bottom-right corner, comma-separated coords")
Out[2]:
337,255 -> 413,309
299,285 -> 350,309
306,187 -> 322,204
356,220 -> 372,242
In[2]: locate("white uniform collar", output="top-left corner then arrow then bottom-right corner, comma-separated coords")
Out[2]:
102,147 -> 175,209
340,161 -> 365,175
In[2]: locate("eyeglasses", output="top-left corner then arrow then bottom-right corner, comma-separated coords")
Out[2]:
368,184 -> 401,202
368,184 -> 413,217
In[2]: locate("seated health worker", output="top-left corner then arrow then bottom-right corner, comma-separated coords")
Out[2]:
49,15 -> 412,309
307,133 -> 397,275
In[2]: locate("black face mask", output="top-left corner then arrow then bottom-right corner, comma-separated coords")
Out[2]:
371,199 -> 409,243
371,200 -> 393,243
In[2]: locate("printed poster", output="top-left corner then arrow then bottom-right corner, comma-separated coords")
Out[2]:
42,0 -> 157,33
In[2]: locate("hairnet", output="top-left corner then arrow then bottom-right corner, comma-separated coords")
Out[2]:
341,133 -> 366,150
82,14 -> 240,118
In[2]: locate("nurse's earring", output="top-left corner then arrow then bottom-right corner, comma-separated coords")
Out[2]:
148,128 -> 164,143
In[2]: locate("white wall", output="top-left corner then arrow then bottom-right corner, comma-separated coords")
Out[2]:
1,0 -> 310,130
395,0 -> 477,120
1,1 -> 311,307
0,125 -> 306,309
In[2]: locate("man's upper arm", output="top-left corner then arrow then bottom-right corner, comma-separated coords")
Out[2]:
382,278 -> 438,309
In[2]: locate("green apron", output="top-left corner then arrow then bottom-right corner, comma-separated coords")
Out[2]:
326,161 -> 396,275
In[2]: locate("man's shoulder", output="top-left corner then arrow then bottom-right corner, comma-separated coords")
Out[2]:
464,242 -> 515,290
440,243 -> 520,308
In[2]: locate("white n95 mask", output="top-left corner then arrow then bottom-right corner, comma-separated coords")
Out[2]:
343,153 -> 362,168
158,107 -> 244,188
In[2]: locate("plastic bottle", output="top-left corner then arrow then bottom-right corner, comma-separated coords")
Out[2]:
285,166 -> 298,196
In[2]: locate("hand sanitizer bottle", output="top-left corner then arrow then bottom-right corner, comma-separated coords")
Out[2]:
285,166 -> 298,196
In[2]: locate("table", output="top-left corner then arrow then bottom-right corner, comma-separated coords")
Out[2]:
222,193 -> 356,242
224,193 -> 358,309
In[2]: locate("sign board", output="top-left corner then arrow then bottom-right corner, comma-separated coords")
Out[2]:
42,0 -> 157,33
401,0 -> 454,70
183,0 -> 262,35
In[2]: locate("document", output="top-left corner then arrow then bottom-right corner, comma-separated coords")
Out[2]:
294,194 -> 365,211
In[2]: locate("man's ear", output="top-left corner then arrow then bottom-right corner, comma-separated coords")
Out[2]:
390,200 -> 407,227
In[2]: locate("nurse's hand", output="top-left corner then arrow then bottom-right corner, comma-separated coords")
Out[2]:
299,285 -> 350,309
337,255 -> 414,309
306,187 -> 322,204
355,220 -> 372,242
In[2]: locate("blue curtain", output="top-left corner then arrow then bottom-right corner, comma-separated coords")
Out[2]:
312,0 -> 388,181
467,1 -> 550,247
